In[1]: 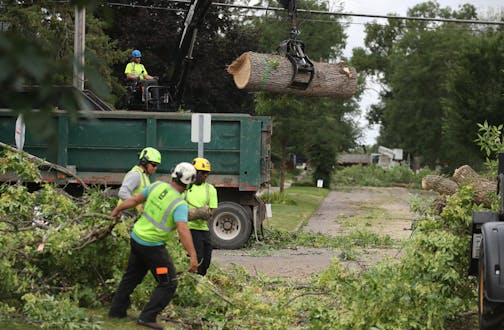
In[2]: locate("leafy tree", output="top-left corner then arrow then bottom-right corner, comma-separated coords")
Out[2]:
442,29 -> 504,169
0,1 -> 123,139
352,1 -> 503,171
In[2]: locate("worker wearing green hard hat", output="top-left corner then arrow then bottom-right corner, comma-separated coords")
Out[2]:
117,147 -> 162,215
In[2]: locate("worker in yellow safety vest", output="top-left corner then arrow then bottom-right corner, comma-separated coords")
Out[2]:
125,49 -> 157,81
184,157 -> 218,276
125,49 -> 159,109
109,162 -> 198,330
117,147 -> 161,216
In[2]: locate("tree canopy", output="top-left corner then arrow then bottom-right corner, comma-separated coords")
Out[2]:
352,1 -> 504,171
0,1 -> 122,139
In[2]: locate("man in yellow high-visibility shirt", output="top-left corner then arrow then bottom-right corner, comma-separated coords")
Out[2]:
185,157 -> 218,276
125,49 -> 159,109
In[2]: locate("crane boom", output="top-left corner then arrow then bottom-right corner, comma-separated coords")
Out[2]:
169,0 -> 213,105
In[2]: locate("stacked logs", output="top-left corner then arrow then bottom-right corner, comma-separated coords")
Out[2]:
421,165 -> 497,210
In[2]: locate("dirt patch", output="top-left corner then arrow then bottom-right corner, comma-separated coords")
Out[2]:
213,187 -> 417,280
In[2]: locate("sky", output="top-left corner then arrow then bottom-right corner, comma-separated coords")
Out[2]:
340,0 -> 504,145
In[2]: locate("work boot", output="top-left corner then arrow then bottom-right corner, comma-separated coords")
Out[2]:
137,319 -> 164,330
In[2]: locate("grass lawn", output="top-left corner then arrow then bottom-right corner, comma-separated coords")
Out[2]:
264,186 -> 329,231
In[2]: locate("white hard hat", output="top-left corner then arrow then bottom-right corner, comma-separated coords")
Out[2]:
172,162 -> 196,185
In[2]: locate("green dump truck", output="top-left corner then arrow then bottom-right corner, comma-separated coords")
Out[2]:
0,109 -> 272,249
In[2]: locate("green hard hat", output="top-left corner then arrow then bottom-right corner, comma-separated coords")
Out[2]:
139,147 -> 161,164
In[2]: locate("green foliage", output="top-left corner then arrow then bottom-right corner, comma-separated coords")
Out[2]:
249,227 -> 393,251
22,293 -> 102,329
0,154 -> 127,327
475,121 -> 504,174
353,2 -> 504,171
0,144 -> 491,329
332,164 -> 432,188
0,1 -> 122,139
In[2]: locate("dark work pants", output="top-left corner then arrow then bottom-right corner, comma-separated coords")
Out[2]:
190,229 -> 212,276
109,238 -> 178,322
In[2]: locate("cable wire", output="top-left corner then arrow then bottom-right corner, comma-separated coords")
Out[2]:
105,0 -> 504,26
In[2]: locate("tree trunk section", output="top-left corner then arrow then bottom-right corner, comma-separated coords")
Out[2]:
227,52 -> 358,98
452,165 -> 496,206
422,165 -> 497,208
421,175 -> 458,195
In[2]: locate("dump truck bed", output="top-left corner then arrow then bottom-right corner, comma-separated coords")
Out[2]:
0,109 -> 271,191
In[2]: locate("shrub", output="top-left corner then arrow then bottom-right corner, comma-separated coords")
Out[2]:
332,164 -> 433,188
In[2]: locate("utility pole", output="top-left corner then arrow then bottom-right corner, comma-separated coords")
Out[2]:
73,5 -> 85,91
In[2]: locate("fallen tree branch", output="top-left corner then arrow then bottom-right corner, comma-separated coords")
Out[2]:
71,212 -> 116,224
73,214 -> 118,250
186,272 -> 234,305
0,142 -> 89,189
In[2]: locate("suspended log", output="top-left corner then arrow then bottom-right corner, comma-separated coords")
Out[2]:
421,175 -> 458,195
227,52 -> 358,98
452,165 -> 496,206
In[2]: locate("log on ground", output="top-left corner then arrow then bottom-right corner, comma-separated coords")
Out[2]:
227,51 -> 358,98
421,175 -> 458,195
452,165 -> 496,206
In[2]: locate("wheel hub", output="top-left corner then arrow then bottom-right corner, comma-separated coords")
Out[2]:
222,219 -> 234,231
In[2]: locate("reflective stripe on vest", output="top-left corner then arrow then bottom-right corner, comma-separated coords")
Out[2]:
141,182 -> 183,233
132,165 -> 149,194
142,197 -> 183,232
117,165 -> 149,209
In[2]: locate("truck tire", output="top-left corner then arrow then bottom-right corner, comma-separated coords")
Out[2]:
479,241 -> 504,329
210,202 -> 252,249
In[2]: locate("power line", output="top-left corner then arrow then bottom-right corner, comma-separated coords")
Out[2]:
106,1 -> 504,26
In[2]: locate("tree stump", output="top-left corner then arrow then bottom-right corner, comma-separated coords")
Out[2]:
227,51 -> 358,98
421,175 -> 458,195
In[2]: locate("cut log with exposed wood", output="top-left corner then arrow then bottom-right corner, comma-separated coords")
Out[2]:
227,51 -> 358,98
421,175 -> 458,196
452,165 -> 496,207
421,165 -> 497,208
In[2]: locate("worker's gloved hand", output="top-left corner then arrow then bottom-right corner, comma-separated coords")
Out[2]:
188,205 -> 211,220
